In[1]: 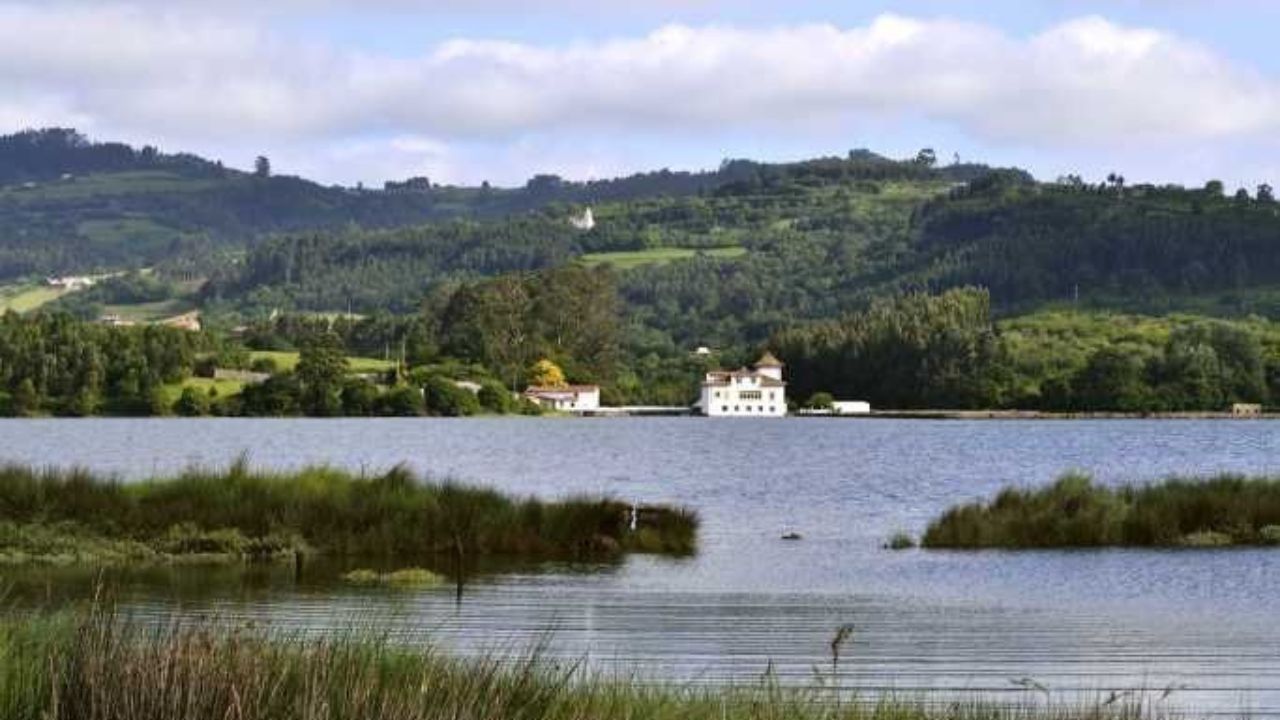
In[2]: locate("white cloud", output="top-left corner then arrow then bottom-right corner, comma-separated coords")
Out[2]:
0,3 -> 1277,184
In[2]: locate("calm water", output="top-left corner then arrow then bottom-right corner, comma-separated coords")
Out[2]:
2,417 -> 1279,714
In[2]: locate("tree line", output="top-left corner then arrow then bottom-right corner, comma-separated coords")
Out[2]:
775,288 -> 1280,412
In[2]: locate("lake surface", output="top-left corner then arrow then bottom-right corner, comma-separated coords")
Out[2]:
2,417 -> 1279,714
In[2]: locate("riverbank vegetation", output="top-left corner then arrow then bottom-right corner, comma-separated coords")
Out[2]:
0,608 -> 1162,720
0,463 -> 698,565
774,288 -> 1280,412
922,473 -> 1280,549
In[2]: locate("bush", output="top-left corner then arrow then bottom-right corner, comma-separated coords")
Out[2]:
423,376 -> 480,417
884,531 -> 916,550
376,385 -> 422,416
192,356 -> 218,378
806,392 -> 835,410
249,357 -> 279,374
477,380 -> 513,414
340,379 -> 378,416
173,387 -> 210,417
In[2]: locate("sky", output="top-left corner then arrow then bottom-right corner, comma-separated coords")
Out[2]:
4,0 -> 1280,190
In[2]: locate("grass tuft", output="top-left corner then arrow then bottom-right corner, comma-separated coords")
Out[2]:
884,532 -> 916,550
0,608 -> 1167,720
924,472 -> 1280,549
342,567 -> 445,588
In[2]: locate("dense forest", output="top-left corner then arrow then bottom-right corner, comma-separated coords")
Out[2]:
775,288 -> 1280,411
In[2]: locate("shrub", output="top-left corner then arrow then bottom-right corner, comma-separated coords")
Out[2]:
423,377 -> 480,417
884,531 -> 916,550
477,380 -> 513,414
806,392 -> 835,410
376,385 -> 423,416
173,387 -> 210,417
249,357 -> 279,374
340,379 -> 378,416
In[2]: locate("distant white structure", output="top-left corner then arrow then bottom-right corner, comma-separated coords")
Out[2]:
524,385 -> 601,412
46,270 -> 125,292
693,346 -> 713,357
697,352 -> 787,417
570,207 -> 596,231
832,401 -> 872,415
46,275 -> 97,291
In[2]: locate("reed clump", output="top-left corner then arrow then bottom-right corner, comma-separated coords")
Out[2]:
923,472 -> 1280,549
0,609 -> 1160,720
342,568 -> 445,588
0,462 -> 698,564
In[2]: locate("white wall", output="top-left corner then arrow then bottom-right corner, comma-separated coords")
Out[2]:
833,401 -> 871,415
700,375 -> 785,417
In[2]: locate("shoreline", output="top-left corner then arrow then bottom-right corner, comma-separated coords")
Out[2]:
814,409 -> 1275,421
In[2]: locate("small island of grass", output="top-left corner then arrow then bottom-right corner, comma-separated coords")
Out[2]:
923,473 -> 1280,549
0,462 -> 698,565
342,567 -> 445,588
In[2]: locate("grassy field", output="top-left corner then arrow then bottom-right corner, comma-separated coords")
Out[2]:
0,170 -> 223,203
579,246 -> 747,269
0,609 -> 1160,720
76,216 -> 183,254
0,283 -> 72,313
0,463 -> 699,564
156,377 -> 246,406
249,350 -> 397,374
922,473 -> 1280,549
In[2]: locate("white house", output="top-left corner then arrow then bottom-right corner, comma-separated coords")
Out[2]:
524,385 -> 601,412
698,352 -> 787,417
569,207 -> 596,231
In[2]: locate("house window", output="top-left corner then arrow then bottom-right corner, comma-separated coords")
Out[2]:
769,392 -> 775,400
721,406 -> 728,413
740,391 -> 762,401
769,406 -> 776,413
734,406 -> 740,412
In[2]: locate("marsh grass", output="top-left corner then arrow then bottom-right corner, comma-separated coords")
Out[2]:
0,462 -> 698,564
924,472 -> 1280,549
0,609 -> 1164,720
884,532 -> 917,550
342,568 -> 445,588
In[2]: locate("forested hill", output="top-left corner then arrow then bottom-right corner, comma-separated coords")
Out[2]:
10,127 -> 1280,358
197,165 -> 1280,351
903,172 -> 1280,313
0,129 -> 998,281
